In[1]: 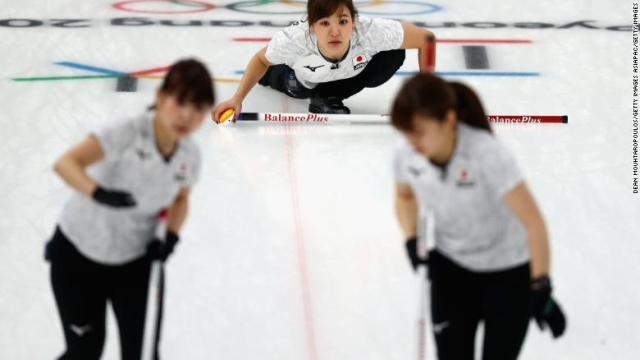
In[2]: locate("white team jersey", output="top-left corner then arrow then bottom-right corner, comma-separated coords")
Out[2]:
59,112 -> 200,265
265,16 -> 404,89
394,123 -> 529,272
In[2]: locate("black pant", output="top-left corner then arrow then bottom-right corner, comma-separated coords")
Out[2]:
259,49 -> 405,100
48,227 -> 162,360
429,250 -> 531,360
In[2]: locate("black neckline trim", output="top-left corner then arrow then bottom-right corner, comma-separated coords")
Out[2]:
151,117 -> 179,163
317,41 -> 350,64
156,141 -> 178,163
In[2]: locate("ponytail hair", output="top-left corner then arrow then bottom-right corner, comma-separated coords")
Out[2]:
448,82 -> 491,132
391,74 -> 492,133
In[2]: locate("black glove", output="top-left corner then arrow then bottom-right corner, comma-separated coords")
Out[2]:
531,276 -> 566,338
405,236 -> 427,271
92,186 -> 136,208
146,231 -> 179,262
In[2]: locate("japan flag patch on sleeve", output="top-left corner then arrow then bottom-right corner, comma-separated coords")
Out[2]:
352,54 -> 368,70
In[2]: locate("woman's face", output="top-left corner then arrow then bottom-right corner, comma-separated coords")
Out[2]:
155,91 -> 208,139
310,6 -> 354,60
403,112 -> 456,160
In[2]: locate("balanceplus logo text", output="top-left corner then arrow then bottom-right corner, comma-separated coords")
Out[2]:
263,113 -> 329,122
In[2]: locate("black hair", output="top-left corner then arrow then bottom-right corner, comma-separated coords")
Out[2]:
307,0 -> 358,24
149,58 -> 215,110
391,73 -> 492,133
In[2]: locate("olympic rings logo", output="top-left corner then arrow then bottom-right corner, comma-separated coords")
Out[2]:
111,0 -> 443,16
112,1 -> 215,14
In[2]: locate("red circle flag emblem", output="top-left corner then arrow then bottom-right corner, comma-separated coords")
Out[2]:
352,54 -> 368,69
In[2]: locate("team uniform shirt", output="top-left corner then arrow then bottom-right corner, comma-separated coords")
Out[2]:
59,112 -> 200,265
394,123 -> 529,272
265,16 -> 404,89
